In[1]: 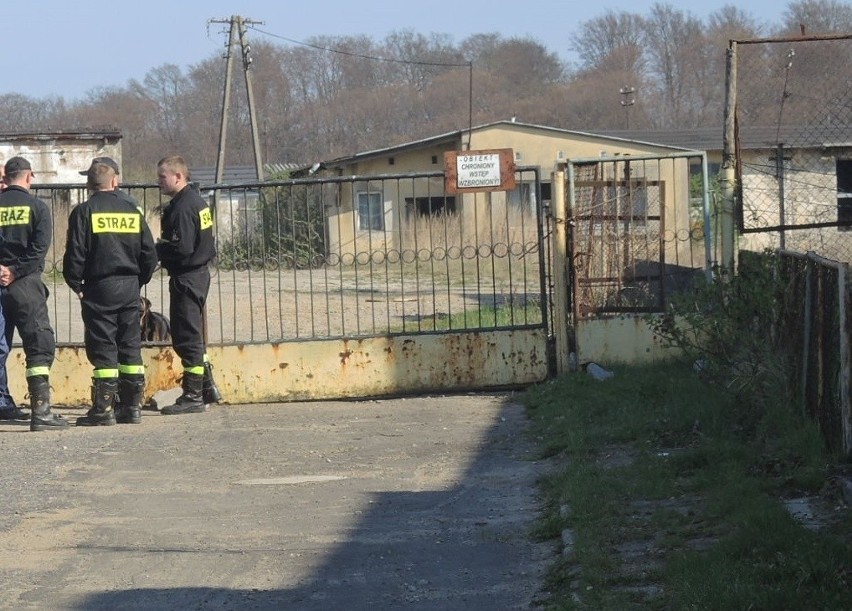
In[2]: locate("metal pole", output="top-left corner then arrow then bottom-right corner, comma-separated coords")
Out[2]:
720,41 -> 738,275
238,17 -> 264,180
551,170 -> 571,374
214,16 -> 237,186
776,143 -> 786,249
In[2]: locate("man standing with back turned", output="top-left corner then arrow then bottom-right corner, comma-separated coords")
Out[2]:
156,155 -> 221,414
0,156 -> 68,431
64,159 -> 158,426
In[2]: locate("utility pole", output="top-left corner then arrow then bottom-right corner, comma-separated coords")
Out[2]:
619,86 -> 635,129
210,15 -> 265,183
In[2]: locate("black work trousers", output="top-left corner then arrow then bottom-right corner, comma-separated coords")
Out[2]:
81,276 -> 142,371
169,266 -> 210,368
0,273 -> 55,372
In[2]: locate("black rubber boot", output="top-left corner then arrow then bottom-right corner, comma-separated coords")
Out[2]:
161,372 -> 206,415
116,376 -> 144,424
202,362 -> 222,405
76,378 -> 117,427
28,376 -> 70,432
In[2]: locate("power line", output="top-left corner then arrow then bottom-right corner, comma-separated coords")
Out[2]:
247,24 -> 475,149
247,26 -> 471,68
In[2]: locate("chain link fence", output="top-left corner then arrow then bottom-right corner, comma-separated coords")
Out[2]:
733,34 -> 852,264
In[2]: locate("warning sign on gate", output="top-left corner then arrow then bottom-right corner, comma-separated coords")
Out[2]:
444,148 -> 516,194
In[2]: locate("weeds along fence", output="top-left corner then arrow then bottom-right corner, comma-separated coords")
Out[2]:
742,249 -> 852,460
730,34 -> 852,265
32,167 -> 549,346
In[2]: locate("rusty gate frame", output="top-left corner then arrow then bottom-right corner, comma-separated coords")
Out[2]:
22,167 -> 553,405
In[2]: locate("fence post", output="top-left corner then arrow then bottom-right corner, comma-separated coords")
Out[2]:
838,263 -> 852,460
552,170 -> 571,374
720,40 -> 738,275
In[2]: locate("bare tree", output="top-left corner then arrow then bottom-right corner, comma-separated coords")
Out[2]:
70,87 -> 159,178
0,94 -> 69,131
642,3 -> 708,127
780,0 -> 852,34
129,64 -> 192,150
571,10 -> 646,75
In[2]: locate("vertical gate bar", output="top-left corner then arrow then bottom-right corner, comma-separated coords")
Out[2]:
510,171 -> 521,326
458,194 -> 468,329
317,184 -> 330,337
351,178 -> 361,337
700,152 -> 714,280
275,186 -> 284,338
475,192 -> 484,329
427,177 -> 439,332
211,184 -> 224,343
259,185 -> 270,340
291,181 -> 302,338
310,182 -> 320,337
443,182 -> 453,328
398,186 -> 408,334
241,188 -> 255,341
334,182 -> 346,337
533,168 -> 550,336
228,187 -> 238,341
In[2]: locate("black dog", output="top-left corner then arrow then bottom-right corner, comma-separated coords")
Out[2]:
140,297 -> 172,342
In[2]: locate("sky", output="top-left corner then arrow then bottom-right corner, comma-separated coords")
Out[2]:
7,0 -> 791,100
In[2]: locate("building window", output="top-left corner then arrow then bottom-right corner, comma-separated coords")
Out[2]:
837,159 -> 852,231
405,196 -> 456,219
357,191 -> 384,231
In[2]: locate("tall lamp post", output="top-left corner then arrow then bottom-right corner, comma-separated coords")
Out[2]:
620,86 -> 635,129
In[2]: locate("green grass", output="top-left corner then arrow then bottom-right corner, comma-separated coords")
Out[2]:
524,359 -> 852,610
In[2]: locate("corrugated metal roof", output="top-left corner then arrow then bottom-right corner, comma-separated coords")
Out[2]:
315,119 -> 690,171
189,163 -> 302,185
600,125 -> 852,151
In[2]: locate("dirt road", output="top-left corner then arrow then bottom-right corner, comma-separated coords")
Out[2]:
0,393 -> 551,610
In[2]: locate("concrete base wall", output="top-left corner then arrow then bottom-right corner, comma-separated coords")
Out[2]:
8,329 -> 549,406
575,315 -> 682,366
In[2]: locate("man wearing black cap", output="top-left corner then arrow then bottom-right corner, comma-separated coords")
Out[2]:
79,156 -> 138,208
0,162 -> 27,421
64,160 -> 157,426
0,156 -> 69,430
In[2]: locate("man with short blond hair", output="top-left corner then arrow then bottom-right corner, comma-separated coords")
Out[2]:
156,155 -> 221,414
64,159 -> 157,426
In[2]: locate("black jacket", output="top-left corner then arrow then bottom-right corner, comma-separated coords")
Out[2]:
156,185 -> 216,275
62,190 -> 158,294
0,185 -> 52,279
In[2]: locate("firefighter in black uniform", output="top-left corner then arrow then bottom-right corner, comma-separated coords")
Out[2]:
63,160 -> 158,426
156,155 -> 221,415
0,156 -> 68,431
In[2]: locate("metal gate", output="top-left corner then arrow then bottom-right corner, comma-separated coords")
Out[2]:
30,167 -> 552,404
554,151 -> 714,367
